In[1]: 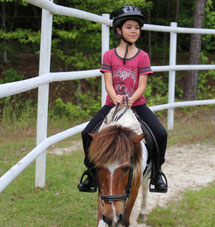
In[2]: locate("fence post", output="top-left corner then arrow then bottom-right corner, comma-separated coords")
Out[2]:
168,22 -> 177,130
101,14 -> 110,106
35,3 -> 53,188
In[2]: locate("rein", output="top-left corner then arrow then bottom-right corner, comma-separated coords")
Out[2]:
99,156 -> 134,204
111,96 -> 129,122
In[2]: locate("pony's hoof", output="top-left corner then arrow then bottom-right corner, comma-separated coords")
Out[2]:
138,213 -> 145,220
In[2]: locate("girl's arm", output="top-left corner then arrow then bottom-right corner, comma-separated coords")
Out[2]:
104,72 -> 124,105
128,75 -> 148,107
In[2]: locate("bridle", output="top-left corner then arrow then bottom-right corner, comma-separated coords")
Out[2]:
99,98 -> 134,204
98,156 -> 134,205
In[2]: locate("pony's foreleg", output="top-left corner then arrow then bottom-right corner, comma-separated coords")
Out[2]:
138,170 -> 151,220
138,180 -> 148,220
123,175 -> 141,227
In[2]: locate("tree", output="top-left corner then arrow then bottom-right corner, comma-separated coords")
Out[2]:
183,0 -> 206,100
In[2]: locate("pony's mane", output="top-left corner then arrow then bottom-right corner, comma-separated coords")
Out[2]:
88,125 -> 142,167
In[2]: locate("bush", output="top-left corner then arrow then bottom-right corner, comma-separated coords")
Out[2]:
0,68 -> 24,84
53,96 -> 101,123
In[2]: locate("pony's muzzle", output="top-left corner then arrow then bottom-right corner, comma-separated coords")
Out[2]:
102,215 -> 112,226
102,213 -> 123,226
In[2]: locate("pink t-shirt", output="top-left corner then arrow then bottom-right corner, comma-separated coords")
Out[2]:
100,48 -> 153,106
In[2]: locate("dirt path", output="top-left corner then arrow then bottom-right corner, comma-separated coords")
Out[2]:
48,142 -> 215,226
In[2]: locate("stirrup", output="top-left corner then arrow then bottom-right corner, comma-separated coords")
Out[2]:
78,169 -> 98,193
149,171 -> 168,193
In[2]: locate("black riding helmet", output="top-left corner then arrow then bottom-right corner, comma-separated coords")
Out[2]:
113,5 -> 145,36
112,5 -> 145,64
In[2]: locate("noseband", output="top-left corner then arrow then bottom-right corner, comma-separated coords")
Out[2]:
99,157 -> 134,204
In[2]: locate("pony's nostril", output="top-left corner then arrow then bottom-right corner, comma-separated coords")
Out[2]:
119,213 -> 123,222
103,215 -> 112,226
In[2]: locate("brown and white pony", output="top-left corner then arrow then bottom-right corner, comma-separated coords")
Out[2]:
88,106 -> 150,227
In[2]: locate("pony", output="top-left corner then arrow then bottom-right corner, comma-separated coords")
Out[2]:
88,105 -> 151,227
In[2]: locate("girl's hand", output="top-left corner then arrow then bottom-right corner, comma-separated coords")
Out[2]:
128,96 -> 135,108
112,94 -> 124,106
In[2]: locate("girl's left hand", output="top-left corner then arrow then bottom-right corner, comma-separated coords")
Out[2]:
127,96 -> 135,108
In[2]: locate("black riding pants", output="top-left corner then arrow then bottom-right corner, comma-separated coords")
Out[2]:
82,104 -> 167,168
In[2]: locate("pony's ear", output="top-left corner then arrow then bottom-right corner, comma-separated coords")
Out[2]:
88,133 -> 96,139
132,133 -> 147,143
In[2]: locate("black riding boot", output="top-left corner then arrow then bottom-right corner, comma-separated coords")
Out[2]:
78,168 -> 97,193
149,169 -> 168,193
153,170 -> 168,192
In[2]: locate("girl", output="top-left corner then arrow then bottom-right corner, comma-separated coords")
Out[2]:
78,5 -> 168,193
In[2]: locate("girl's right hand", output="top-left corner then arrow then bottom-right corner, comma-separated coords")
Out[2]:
112,94 -> 124,106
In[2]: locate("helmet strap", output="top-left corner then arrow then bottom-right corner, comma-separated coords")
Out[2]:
123,43 -> 128,65
121,30 -> 133,65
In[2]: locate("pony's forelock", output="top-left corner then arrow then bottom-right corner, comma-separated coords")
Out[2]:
88,125 -> 142,167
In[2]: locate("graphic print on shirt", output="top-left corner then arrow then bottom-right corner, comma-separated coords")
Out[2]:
113,66 -> 137,97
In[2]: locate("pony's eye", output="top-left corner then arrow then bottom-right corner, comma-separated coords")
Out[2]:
123,166 -> 130,173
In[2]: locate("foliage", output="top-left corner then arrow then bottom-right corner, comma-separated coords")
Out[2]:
0,97 -> 36,125
197,53 -> 215,100
145,76 -> 168,107
197,68 -> 215,100
0,29 -> 40,44
202,0 -> 215,51
0,0 -> 215,123
0,68 -> 24,83
53,95 -> 100,122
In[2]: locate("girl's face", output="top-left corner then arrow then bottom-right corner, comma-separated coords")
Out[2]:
117,20 -> 140,44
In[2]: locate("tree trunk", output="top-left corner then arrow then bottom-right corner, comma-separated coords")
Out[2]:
2,2 -> 8,64
162,0 -> 170,64
175,0 -> 180,22
183,0 -> 206,100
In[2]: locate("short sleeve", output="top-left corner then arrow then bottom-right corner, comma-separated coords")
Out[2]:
139,53 -> 153,76
100,51 -> 112,73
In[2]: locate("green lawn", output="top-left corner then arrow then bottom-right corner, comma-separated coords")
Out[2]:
145,182 -> 215,227
0,151 -> 98,227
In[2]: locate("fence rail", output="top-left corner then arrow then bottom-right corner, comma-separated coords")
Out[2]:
0,0 -> 215,193
1,64 -> 215,98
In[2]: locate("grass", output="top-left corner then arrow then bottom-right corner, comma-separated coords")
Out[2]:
0,148 -> 98,226
145,182 -> 215,227
0,105 -> 215,226
0,118 -> 97,226
165,105 -> 215,146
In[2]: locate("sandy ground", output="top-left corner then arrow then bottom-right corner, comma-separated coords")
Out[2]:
48,142 -> 215,227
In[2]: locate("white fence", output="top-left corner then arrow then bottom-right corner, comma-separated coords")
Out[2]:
0,0 -> 215,193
